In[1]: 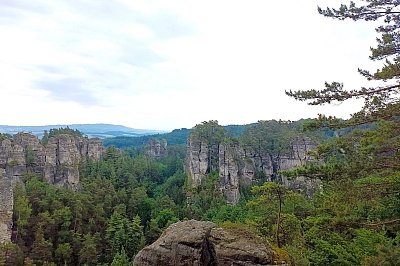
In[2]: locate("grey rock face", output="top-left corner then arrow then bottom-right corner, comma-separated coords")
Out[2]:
185,135 -> 320,204
0,177 -> 15,243
134,220 -> 288,266
185,136 -> 218,187
0,133 -> 103,243
219,143 -> 240,204
145,139 -> 167,158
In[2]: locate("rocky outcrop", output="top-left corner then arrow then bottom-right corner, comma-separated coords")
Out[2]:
145,138 -> 167,158
219,143 -> 242,204
185,135 -> 320,204
134,220 -> 290,266
185,136 -> 219,187
0,132 -> 103,243
0,132 -> 103,188
0,177 -> 16,243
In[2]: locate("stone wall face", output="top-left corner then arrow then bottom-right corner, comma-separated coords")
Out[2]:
0,177 -> 15,243
144,139 -> 167,158
0,133 -> 103,243
219,143 -> 240,204
185,136 -> 218,187
185,135 -> 320,204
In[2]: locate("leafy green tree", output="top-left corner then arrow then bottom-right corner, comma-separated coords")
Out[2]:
13,184 -> 32,242
55,243 -> 72,266
110,248 -> 131,266
106,206 -> 144,259
0,242 -> 24,266
144,219 -> 162,245
41,130 -> 49,145
25,146 -> 35,167
79,233 -> 98,265
48,127 -> 83,138
30,229 -> 53,265
250,182 -> 289,248
191,120 -> 226,144
155,208 -> 179,229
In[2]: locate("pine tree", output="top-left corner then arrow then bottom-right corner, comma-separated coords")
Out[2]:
286,1 -> 400,128
110,248 -> 131,266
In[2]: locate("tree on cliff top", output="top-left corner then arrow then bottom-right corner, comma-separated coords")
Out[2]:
191,120 -> 227,145
286,1 -> 400,129
47,127 -> 84,138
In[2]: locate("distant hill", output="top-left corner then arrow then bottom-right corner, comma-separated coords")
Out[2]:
102,125 -> 250,148
102,119 -> 339,149
103,128 -> 191,148
0,124 -> 166,139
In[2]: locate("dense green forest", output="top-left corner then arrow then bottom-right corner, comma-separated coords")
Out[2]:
2,1 -> 400,265
2,116 -> 400,265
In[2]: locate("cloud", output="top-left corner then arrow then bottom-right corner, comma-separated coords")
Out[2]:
143,12 -> 195,40
35,78 -> 99,105
0,0 -> 381,129
0,0 -> 196,108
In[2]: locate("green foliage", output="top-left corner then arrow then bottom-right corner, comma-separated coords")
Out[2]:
47,127 -> 83,138
286,1 -> 400,128
111,247 -> 131,266
106,206 -> 144,259
103,125 -> 249,149
0,133 -> 11,142
79,233 -> 98,265
25,146 -> 35,167
10,143 -> 190,265
103,128 -> 191,148
9,116 -> 400,266
55,243 -> 72,266
191,120 -> 227,144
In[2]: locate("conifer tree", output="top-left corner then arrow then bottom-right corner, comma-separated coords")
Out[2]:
110,248 -> 131,266
286,1 -> 400,128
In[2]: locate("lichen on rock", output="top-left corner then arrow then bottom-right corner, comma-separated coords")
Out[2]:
133,220 -> 291,266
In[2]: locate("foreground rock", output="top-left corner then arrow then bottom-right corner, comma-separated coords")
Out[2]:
134,220 -> 291,266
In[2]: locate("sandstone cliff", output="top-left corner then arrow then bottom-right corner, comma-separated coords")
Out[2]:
185,134 -> 320,204
134,220 -> 290,266
0,132 -> 103,243
144,138 -> 167,158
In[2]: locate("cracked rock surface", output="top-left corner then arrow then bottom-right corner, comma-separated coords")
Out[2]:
134,220 -> 289,266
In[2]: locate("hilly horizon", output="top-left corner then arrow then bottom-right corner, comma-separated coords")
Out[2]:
0,123 -> 168,139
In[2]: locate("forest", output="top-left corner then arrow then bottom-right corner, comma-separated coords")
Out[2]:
1,1 -> 400,265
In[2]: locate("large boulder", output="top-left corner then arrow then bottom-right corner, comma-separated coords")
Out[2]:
134,220 -> 290,266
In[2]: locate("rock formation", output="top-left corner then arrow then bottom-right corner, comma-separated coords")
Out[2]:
0,132 -> 103,243
134,220 -> 290,266
144,138 -> 167,158
0,177 -> 15,243
185,134 -> 320,204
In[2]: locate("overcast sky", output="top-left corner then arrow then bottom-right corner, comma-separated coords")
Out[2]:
0,0 -> 379,130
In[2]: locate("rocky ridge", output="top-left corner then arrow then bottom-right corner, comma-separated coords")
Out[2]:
0,132 -> 103,243
134,220 -> 290,266
185,135 -> 320,204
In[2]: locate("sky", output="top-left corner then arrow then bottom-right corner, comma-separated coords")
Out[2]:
0,0 -> 380,130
